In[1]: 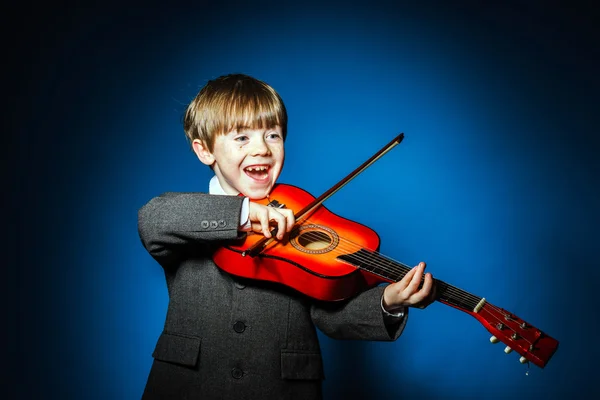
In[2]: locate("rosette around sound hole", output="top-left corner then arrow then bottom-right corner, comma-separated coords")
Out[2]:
290,224 -> 339,254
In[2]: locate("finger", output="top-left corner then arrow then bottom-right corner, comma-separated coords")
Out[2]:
405,262 -> 426,295
427,274 -> 437,303
269,209 -> 287,240
282,209 -> 295,232
419,272 -> 433,299
414,273 -> 436,308
409,282 -> 431,306
397,265 -> 418,290
250,222 -> 263,234
258,211 -> 271,238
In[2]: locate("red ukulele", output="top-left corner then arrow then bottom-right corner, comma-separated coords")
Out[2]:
213,134 -> 559,369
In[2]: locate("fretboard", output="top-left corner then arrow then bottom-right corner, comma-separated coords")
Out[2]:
337,249 -> 483,312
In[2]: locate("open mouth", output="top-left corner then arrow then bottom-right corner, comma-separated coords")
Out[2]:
244,165 -> 270,181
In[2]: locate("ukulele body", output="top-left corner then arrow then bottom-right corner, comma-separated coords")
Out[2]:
212,184 -> 386,301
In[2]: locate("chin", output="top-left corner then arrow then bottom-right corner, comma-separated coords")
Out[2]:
244,186 -> 272,200
246,191 -> 269,200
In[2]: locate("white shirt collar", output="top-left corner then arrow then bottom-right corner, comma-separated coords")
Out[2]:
209,175 -> 234,195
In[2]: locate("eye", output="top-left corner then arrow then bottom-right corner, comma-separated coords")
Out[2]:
266,132 -> 282,140
234,135 -> 249,143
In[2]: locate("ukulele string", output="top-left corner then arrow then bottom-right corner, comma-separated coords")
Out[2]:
288,227 -> 483,309
292,228 -> 478,305
289,229 -> 533,347
369,247 -> 526,337
288,227 -> 525,337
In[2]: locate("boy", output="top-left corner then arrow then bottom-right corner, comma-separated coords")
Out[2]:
138,74 -> 435,399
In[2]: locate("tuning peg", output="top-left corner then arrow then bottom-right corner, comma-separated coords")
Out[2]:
490,336 -> 500,344
519,356 -> 528,364
504,346 -> 513,354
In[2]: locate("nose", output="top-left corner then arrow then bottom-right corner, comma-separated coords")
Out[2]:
249,137 -> 271,156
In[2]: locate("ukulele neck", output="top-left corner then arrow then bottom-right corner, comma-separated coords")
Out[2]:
337,249 -> 483,313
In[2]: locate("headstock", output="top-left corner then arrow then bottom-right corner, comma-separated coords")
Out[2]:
473,300 -> 559,368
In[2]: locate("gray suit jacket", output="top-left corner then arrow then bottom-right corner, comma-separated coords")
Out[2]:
138,192 -> 407,400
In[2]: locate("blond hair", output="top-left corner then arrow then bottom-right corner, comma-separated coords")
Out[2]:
184,74 -> 287,152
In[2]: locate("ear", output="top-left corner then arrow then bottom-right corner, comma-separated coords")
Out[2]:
192,139 -> 215,166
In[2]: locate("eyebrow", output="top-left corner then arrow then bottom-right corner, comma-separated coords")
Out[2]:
236,128 -> 273,134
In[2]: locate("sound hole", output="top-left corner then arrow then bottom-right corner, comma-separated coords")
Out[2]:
297,231 -> 332,250
290,224 -> 339,254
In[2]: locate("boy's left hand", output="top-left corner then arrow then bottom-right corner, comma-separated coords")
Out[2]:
382,262 -> 436,311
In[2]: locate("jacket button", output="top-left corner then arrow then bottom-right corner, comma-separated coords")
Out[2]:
231,368 -> 243,379
210,220 -> 218,228
200,220 -> 209,229
233,321 -> 246,333
218,219 -> 226,227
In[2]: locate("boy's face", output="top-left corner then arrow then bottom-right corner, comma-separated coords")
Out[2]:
194,126 -> 285,199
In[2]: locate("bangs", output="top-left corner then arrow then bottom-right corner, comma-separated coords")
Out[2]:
220,89 -> 285,134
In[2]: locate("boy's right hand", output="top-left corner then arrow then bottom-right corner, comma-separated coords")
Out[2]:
246,202 -> 295,240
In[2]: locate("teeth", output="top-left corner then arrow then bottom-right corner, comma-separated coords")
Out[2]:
245,166 -> 268,172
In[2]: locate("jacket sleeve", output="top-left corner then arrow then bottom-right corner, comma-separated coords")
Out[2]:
310,285 -> 408,341
137,192 -> 246,268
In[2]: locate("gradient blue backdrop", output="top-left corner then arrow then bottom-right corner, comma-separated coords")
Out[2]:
11,1 -> 599,399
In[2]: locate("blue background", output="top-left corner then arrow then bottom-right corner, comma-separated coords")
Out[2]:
10,1 -> 599,399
